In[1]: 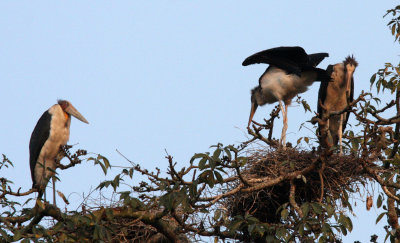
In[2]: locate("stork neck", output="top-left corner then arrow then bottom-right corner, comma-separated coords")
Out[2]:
63,112 -> 70,127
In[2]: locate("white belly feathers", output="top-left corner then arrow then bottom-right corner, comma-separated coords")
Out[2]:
34,104 -> 71,189
260,67 -> 317,104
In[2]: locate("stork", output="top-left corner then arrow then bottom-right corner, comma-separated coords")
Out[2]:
29,100 -> 88,204
317,55 -> 358,154
243,46 -> 330,148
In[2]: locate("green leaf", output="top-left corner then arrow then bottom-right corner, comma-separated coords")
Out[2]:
345,216 -> 353,231
214,171 -> 224,183
298,223 -> 304,236
209,158 -> 216,169
324,204 -> 334,216
370,73 -> 377,87
376,212 -> 386,224
276,227 -> 286,238
377,194 -> 383,208
207,170 -> 215,188
100,155 -> 110,169
301,100 -> 311,113
98,161 -> 107,175
229,219 -> 243,232
340,224 -> 348,236
224,147 -> 232,161
248,224 -> 256,234
189,183 -> 198,198
281,208 -> 289,220
212,148 -> 222,160
265,235 -> 274,242
0,229 -> 11,242
190,153 -> 205,164
13,230 -> 22,241
301,203 -> 310,217
112,174 -> 121,191
198,157 -> 208,170
311,202 -> 323,214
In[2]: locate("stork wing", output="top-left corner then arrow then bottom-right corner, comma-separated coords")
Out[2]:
308,53 -> 329,67
242,46 -> 310,75
29,110 -> 51,187
317,64 -> 334,117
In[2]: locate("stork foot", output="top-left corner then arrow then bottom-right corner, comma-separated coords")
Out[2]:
339,147 -> 343,156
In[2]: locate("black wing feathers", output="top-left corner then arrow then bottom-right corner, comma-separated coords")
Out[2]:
317,65 -> 334,117
308,53 -> 329,67
29,110 -> 51,188
242,46 -> 308,66
242,46 -> 329,76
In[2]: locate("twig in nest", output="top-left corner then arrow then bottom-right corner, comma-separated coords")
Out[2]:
319,160 -> 326,203
289,179 -> 303,218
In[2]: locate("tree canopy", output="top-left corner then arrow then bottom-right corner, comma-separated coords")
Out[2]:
2,5 -> 400,243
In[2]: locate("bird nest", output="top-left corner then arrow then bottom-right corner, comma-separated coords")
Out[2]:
108,217 -> 187,243
102,208 -> 190,243
225,148 -> 369,223
108,218 -> 165,243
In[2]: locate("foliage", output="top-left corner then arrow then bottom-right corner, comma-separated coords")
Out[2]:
2,4 -> 400,243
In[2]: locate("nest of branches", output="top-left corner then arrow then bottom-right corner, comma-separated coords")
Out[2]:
101,208 -> 190,243
226,148 -> 369,223
107,217 -> 180,243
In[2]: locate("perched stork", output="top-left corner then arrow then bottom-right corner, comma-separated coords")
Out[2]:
29,100 -> 88,204
243,46 -> 330,148
318,55 -> 358,154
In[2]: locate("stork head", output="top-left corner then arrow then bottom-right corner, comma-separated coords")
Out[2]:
248,87 -> 260,127
58,100 -> 89,124
344,55 -> 358,91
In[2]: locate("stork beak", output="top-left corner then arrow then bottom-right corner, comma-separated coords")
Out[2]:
345,71 -> 352,92
65,105 -> 89,124
248,102 -> 258,127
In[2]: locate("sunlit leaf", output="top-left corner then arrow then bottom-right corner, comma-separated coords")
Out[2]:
376,212 -> 386,224
199,157 -> 207,170
281,208 -> 289,220
214,171 -> 224,183
377,194 -> 383,208
311,202 -> 323,214
212,148 -> 222,160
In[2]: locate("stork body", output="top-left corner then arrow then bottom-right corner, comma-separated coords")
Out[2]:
29,100 -> 88,204
244,46 -> 330,148
318,56 -> 358,154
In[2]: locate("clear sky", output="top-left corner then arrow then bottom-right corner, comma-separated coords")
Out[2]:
1,1 -> 399,242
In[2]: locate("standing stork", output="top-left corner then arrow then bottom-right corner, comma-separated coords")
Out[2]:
243,46 -> 330,148
317,55 -> 358,154
29,100 -> 88,204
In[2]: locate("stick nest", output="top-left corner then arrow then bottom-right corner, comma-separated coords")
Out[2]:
225,148 -> 369,223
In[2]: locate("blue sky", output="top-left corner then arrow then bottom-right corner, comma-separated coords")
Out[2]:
1,1 -> 399,241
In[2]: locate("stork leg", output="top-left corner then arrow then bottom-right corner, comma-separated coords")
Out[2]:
52,177 -> 57,206
339,114 -> 343,155
279,100 -> 288,149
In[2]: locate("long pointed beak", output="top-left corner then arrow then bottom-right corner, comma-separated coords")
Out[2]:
248,102 -> 258,127
345,71 -> 353,92
65,105 -> 89,124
